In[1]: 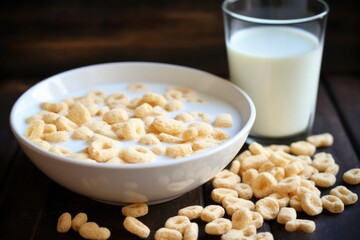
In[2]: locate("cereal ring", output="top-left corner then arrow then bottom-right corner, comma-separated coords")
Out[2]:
289,195 -> 303,212
268,166 -> 285,182
222,196 -> 255,215
72,212 -> 88,232
240,224 -> 257,237
211,128 -> 230,141
103,108 -> 129,124
343,168 -> 360,185
251,232 -> 274,240
251,172 -> 277,199
277,207 -> 297,224
121,145 -> 156,163
165,99 -> 185,112
135,103 -> 153,118
229,160 -> 241,175
325,164 -> 340,176
40,102 -> 68,113
200,205 -> 225,222
183,222 -> 198,240
123,216 -> 150,239
159,133 -> 184,144
178,205 -> 203,220
105,93 -> 129,108
284,161 -> 304,177
72,126 -> 94,140
30,139 -> 51,150
265,144 -> 291,153
188,122 -> 213,137
122,203 -> 148,217
268,151 -> 290,168
213,113 -> 233,128
165,216 -> 190,234
43,131 -> 69,143
141,92 -> 167,107
67,103 -> 92,125
220,229 -> 244,240
251,211 -> 264,229
285,219 -> 316,233
43,123 -> 57,133
249,142 -> 270,157
138,134 -> 160,145
57,212 -> 72,233
205,218 -> 232,235
268,192 -> 290,208
306,133 -> 333,147
128,83 -> 148,92
190,111 -> 211,122
154,227 -> 182,240
241,154 -> 268,172
321,195 -> 344,213
25,119 -> 45,140
41,111 -> 61,124
165,143 -> 193,158
211,188 -> 238,203
255,197 -> 280,220
212,169 -> 241,189
312,152 -> 335,172
165,89 -> 183,100
330,185 -> 358,205
175,113 -> 194,122
231,207 -> 252,230
88,136 -> 118,162
233,183 -> 253,200
310,172 -> 336,188
79,222 -> 111,240
151,145 -> 166,155
192,139 -> 218,151
277,176 -> 300,194
152,116 -> 185,135
182,127 -> 198,142
290,141 -> 316,156
55,116 -> 78,131
300,191 -> 323,216
49,145 -> 71,156
242,168 -> 259,186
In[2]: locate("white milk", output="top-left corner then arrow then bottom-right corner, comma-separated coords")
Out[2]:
226,26 -> 323,137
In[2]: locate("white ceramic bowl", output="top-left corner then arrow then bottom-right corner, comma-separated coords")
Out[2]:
10,62 -> 255,205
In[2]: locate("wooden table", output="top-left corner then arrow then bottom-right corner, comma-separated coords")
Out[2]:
1,0 -> 359,239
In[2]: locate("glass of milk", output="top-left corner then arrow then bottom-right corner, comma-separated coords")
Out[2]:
222,0 -> 329,144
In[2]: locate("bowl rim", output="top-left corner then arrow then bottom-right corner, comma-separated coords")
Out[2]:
10,61 -> 256,170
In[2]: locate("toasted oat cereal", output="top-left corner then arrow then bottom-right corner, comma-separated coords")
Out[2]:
200,205 -> 225,222
71,212 -> 88,232
174,113 -> 194,122
290,141 -> 316,156
182,127 -> 198,142
43,131 -> 69,142
321,195 -> 344,213
300,191 -> 323,216
178,205 -> 204,220
211,188 -> 238,203
49,145 -> 72,156
134,103 -> 153,118
213,113 -> 233,128
231,207 -> 252,230
44,123 -> 57,133
141,92 -> 167,107
103,108 -> 129,124
88,135 -> 118,162
164,99 -> 185,112
57,212 -> 72,233
277,207 -> 297,224
138,134 -> 160,145
220,229 -> 245,240
67,103 -> 92,125
312,152 -> 335,172
128,83 -> 148,92
30,138 -> 51,150
285,219 -> 316,233
223,196 -> 255,215
343,168 -> 360,185
121,145 -> 156,163
41,102 -> 68,113
310,172 -> 336,188
151,145 -> 166,155
122,203 -> 149,217
251,172 -> 277,199
242,168 -> 259,186
123,216 -> 150,239
72,126 -> 94,140
164,216 -> 190,234
25,119 -> 45,140
233,183 -> 253,200
79,222 -> 111,240
252,232 -> 274,240
205,218 -> 232,235
306,132 -> 333,147
105,93 -> 129,108
158,133 -> 184,144
330,185 -> 358,205
165,143 -> 193,158
154,227 -> 182,240
183,222 -> 198,240
213,169 -> 241,189
152,116 -> 185,135
255,197 -> 280,220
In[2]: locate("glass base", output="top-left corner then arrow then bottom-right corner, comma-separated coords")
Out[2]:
246,130 -> 311,146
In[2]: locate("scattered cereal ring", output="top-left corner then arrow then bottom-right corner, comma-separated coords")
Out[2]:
255,197 -> 280,220
123,216 -> 150,239
285,219 -> 316,233
79,222 -> 111,240
164,216 -> 190,234
154,227 -> 182,240
306,133 -> 333,147
343,168 -> 360,185
122,203 -> 148,217
178,205 -> 203,220
121,145 -> 156,163
71,212 -> 88,232
200,205 -> 225,222
277,207 -> 297,224
330,185 -> 358,205
183,222 -> 198,240
57,212 -> 72,233
321,195 -> 344,213
205,218 -> 232,235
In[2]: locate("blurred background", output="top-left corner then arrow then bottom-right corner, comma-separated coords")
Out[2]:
0,0 -> 359,82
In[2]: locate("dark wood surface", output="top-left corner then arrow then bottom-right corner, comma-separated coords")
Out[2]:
0,0 -> 359,239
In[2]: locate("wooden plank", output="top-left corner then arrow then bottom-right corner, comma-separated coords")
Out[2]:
325,75 -> 360,156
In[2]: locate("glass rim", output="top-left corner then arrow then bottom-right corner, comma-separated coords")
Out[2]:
222,0 -> 329,25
